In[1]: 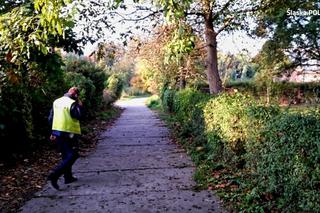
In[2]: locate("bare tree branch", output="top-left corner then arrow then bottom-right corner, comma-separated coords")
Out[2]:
185,11 -> 204,17
212,0 -> 236,21
110,9 -> 162,22
216,16 -> 234,35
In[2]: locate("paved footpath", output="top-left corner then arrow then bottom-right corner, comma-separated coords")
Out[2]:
20,98 -> 226,213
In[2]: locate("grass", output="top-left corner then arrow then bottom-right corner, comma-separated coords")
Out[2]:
145,95 -> 162,110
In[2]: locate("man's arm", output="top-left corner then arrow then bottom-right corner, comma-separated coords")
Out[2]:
48,108 -> 54,126
70,101 -> 83,120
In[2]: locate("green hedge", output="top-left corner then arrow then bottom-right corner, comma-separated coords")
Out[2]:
163,89 -> 319,212
173,88 -> 211,153
146,95 -> 161,110
203,93 -> 280,168
161,88 -> 176,113
248,111 -> 320,212
0,53 -> 66,160
0,56 -> 108,161
64,72 -> 96,113
166,88 -> 211,164
63,57 -> 107,112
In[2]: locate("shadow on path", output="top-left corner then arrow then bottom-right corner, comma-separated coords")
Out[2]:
20,98 -> 226,213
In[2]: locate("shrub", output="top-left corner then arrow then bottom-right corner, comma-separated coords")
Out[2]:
64,72 -> 96,115
203,93 -> 280,168
102,90 -> 114,106
249,111 -> 320,212
173,88 -> 211,124
0,84 -> 33,159
161,88 -> 176,113
146,95 -> 161,110
106,74 -> 124,101
63,57 -> 106,109
225,81 -> 320,105
172,88 -> 211,164
204,93 -> 253,166
0,53 -> 66,160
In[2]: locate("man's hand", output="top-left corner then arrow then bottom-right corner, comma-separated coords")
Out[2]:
50,135 -> 56,142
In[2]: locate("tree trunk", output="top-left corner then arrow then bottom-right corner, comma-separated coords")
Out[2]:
204,16 -> 222,94
179,75 -> 186,90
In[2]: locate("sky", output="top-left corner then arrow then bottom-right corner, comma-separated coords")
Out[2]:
218,32 -> 265,57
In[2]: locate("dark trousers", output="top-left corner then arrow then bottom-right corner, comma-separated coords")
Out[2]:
51,135 -> 79,180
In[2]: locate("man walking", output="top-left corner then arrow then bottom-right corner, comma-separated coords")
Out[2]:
48,87 -> 83,190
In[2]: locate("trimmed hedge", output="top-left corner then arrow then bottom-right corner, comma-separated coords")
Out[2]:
248,111 -> 320,212
173,89 -> 211,151
160,88 -> 319,212
161,88 -> 176,113
63,57 -> 107,112
161,88 -> 211,164
203,93 -> 280,168
173,88 -> 211,123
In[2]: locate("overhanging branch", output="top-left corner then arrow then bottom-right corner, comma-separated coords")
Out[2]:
216,16 -> 234,35
212,0 -> 236,21
110,9 -> 162,22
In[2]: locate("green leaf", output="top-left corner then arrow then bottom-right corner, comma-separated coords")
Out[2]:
56,21 -> 63,35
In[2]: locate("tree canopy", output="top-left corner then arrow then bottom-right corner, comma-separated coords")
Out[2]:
254,0 -> 320,66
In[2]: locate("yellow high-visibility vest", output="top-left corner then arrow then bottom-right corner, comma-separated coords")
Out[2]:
52,96 -> 81,134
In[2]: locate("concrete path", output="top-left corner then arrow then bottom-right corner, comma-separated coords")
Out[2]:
19,98 -> 226,213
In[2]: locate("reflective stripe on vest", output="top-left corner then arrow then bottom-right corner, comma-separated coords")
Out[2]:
52,96 -> 81,134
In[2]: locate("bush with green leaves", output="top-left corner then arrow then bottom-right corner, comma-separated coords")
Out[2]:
146,95 -> 161,110
0,84 -> 33,158
63,57 -> 107,110
203,92 -> 280,168
161,88 -> 176,113
173,88 -> 211,125
0,53 -> 67,160
64,58 -> 106,92
159,88 -> 318,212
64,72 -> 96,114
171,88 -> 211,164
247,111 -> 320,212
106,74 -> 124,101
204,93 -> 252,167
0,0 -> 80,161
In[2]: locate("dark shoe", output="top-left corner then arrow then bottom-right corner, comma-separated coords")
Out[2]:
48,174 -> 60,190
64,176 -> 78,184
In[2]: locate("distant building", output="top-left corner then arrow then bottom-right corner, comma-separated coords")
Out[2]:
276,64 -> 320,83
